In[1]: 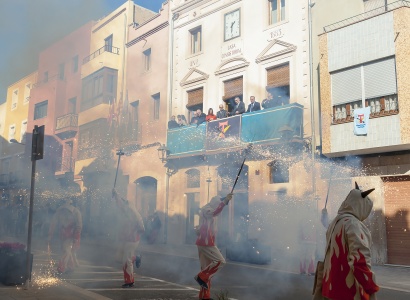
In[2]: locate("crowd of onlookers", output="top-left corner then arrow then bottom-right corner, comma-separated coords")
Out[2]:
168,92 -> 282,129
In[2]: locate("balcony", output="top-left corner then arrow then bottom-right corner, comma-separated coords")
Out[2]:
55,113 -> 78,140
83,46 -> 120,64
0,174 -> 9,187
166,103 -> 304,158
55,156 -> 75,177
32,73 -> 65,89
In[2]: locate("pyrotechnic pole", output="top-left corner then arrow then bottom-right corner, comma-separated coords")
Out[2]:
114,149 -> 124,189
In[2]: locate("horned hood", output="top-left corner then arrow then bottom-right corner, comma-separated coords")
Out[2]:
200,196 -> 222,213
337,186 -> 374,221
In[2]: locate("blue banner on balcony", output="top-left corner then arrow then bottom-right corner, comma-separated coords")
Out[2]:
167,123 -> 206,156
241,103 -> 304,144
206,115 -> 241,151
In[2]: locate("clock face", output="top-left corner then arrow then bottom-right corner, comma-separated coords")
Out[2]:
224,9 -> 240,41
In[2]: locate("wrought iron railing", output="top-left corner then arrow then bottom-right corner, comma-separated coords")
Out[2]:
0,174 -> 9,186
56,113 -> 78,130
83,45 -> 120,64
324,0 -> 410,32
32,73 -> 64,88
56,156 -> 75,173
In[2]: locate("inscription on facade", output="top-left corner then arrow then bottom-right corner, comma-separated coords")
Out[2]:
269,27 -> 284,40
190,59 -> 199,67
221,40 -> 243,60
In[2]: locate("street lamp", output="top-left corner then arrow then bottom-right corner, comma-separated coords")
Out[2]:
206,177 -> 212,202
157,144 -> 169,163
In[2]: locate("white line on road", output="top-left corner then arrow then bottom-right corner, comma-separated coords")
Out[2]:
88,288 -> 194,291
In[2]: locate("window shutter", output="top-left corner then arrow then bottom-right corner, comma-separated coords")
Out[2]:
364,57 -> 397,100
331,66 -> 362,105
187,88 -> 203,108
266,63 -> 290,88
223,77 -> 243,100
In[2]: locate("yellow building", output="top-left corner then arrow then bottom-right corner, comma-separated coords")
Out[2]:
0,72 -> 37,204
74,1 -> 157,236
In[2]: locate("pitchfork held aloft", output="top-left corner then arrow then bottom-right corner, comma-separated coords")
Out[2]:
231,143 -> 253,194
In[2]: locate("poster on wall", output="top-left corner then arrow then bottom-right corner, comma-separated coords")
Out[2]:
353,107 -> 370,136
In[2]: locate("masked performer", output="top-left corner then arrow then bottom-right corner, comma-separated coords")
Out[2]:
112,189 -> 145,288
194,192 -> 233,300
314,182 -> 379,300
48,198 -> 82,275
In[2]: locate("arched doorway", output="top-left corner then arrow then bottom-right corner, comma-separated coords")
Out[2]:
135,176 -> 157,220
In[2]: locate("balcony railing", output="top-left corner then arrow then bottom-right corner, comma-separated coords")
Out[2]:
56,156 -> 75,173
166,103 -> 304,157
56,113 -> 78,131
0,174 -> 9,186
83,45 -> 120,64
32,73 -> 64,89
324,0 -> 410,32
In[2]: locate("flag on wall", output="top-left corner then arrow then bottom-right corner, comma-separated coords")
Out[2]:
353,107 -> 370,136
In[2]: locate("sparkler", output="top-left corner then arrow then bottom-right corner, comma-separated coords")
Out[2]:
324,175 -> 333,209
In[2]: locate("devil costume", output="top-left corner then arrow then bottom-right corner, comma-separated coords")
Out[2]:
113,189 -> 145,288
48,200 -> 82,274
316,183 -> 379,300
195,193 -> 232,300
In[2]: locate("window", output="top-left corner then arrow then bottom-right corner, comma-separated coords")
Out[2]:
186,169 -> 200,188
266,63 -> 290,107
152,93 -> 160,120
24,83 -> 31,103
187,87 -> 204,111
143,48 -> 152,71
59,63 -> 65,80
72,55 -> 79,73
268,160 -> 289,184
11,89 -> 18,110
331,57 -> 398,123
190,26 -> 202,54
68,97 -> 77,114
93,75 -> 103,96
131,100 -> 139,140
105,35 -> 113,52
34,100 -> 48,120
21,120 -> 27,143
269,0 -> 286,25
107,74 -> 115,93
8,125 -> 16,143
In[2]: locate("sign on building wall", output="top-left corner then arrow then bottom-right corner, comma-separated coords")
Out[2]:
221,40 -> 243,60
206,115 -> 241,151
353,107 -> 370,136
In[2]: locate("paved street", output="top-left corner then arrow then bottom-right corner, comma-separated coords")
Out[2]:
26,241 -> 410,300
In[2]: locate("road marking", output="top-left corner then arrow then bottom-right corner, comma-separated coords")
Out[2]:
88,288 -> 194,291
379,285 -> 410,293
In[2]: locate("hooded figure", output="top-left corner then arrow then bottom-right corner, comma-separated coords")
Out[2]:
194,193 -> 233,300
48,198 -> 82,274
319,183 -> 379,300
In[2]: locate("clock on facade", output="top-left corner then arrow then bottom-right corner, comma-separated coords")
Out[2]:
224,9 -> 240,41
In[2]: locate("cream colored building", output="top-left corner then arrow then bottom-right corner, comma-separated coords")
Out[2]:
74,1 -> 157,236
163,0 -> 320,255
0,72 -> 37,202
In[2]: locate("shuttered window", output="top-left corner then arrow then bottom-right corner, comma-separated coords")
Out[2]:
364,57 -> 397,100
267,63 -> 289,88
187,88 -> 203,108
223,76 -> 243,100
331,66 -> 362,105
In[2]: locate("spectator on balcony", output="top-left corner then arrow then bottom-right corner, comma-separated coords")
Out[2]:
246,96 -> 261,113
217,104 -> 228,119
177,115 -> 187,126
168,115 -> 179,129
196,108 -> 206,126
206,108 -> 217,122
262,92 -> 275,109
230,97 -> 245,115
190,111 -> 198,124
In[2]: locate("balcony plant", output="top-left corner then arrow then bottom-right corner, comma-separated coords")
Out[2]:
0,242 -> 32,285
